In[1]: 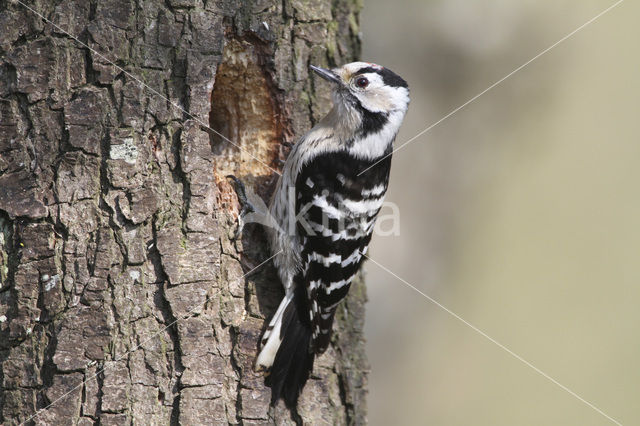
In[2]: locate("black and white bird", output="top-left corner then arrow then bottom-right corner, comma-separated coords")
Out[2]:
232,62 -> 409,407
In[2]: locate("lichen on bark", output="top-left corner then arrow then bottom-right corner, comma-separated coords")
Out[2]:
0,0 -> 367,424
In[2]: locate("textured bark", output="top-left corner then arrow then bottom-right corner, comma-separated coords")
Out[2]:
0,0 -> 367,424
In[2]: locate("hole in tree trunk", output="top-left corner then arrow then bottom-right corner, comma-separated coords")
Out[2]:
209,39 -> 282,195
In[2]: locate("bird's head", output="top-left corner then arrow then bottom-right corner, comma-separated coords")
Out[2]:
310,62 -> 410,117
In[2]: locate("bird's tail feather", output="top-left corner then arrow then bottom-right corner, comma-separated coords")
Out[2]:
255,291 -> 293,371
265,284 -> 314,407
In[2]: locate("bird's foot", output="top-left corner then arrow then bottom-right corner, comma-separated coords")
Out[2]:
227,175 -> 256,240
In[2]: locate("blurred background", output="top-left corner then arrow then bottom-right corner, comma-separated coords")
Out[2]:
360,0 -> 639,424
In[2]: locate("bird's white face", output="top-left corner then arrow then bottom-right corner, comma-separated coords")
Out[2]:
308,61 -> 410,159
333,62 -> 410,115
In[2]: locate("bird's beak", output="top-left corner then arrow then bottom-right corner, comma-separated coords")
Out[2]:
310,65 -> 341,85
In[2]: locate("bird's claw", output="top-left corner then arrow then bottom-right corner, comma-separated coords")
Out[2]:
227,175 -> 256,240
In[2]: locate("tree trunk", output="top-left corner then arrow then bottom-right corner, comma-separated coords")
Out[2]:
0,0 -> 367,424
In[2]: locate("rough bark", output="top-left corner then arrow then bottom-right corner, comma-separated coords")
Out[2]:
0,0 -> 367,424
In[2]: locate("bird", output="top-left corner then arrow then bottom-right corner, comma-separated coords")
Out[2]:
230,61 -> 409,408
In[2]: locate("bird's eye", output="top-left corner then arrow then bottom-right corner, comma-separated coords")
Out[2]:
355,76 -> 369,89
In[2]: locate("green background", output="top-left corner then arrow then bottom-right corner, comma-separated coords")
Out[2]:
361,1 -> 638,424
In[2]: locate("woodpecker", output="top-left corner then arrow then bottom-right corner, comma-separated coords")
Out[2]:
231,62 -> 409,407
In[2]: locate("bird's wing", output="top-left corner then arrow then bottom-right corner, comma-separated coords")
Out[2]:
294,151 -> 388,353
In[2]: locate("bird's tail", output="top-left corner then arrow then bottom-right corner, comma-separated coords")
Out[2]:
256,284 -> 314,407
255,291 -> 293,370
